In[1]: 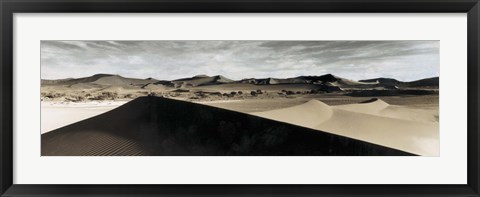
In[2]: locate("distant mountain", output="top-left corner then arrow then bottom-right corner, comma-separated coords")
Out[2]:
239,77 -> 306,85
236,74 -> 385,91
239,74 -> 345,85
41,74 -> 158,88
41,73 -> 438,91
297,74 -> 340,84
406,77 -> 439,87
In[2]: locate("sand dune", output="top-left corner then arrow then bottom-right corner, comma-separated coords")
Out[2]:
335,98 -> 438,123
251,98 -> 439,156
172,75 -> 234,87
141,83 -> 170,90
41,96 -> 413,156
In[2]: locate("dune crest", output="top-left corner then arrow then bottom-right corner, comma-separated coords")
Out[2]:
336,98 -> 390,114
251,99 -> 333,128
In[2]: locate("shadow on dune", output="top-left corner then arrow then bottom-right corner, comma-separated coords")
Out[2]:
41,96 -> 414,156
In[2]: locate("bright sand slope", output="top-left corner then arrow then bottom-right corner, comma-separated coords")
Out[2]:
41,101 -> 127,134
251,99 -> 439,156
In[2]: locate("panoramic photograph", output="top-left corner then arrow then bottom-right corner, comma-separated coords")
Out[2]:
40,40 -> 439,156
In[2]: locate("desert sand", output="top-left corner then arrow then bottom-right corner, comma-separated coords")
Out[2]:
251,98 -> 438,156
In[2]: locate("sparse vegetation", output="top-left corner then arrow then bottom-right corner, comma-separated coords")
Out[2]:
89,92 -> 118,100
286,91 -> 295,95
42,92 -> 66,99
65,95 -> 85,102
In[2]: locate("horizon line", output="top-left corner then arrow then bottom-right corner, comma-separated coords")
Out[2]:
40,73 -> 440,83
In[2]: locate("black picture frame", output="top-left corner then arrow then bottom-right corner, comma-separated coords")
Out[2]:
1,0 -> 479,196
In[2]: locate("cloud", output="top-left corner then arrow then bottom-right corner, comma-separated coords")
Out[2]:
41,40 -> 439,81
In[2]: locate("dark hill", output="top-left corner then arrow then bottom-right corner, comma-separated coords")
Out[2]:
239,74 -> 342,85
360,77 -> 439,88
41,96 -> 414,156
406,77 -> 439,87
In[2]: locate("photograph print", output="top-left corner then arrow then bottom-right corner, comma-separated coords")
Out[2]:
40,40 -> 439,156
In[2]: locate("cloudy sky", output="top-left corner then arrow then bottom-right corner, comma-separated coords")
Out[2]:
41,40 -> 439,81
